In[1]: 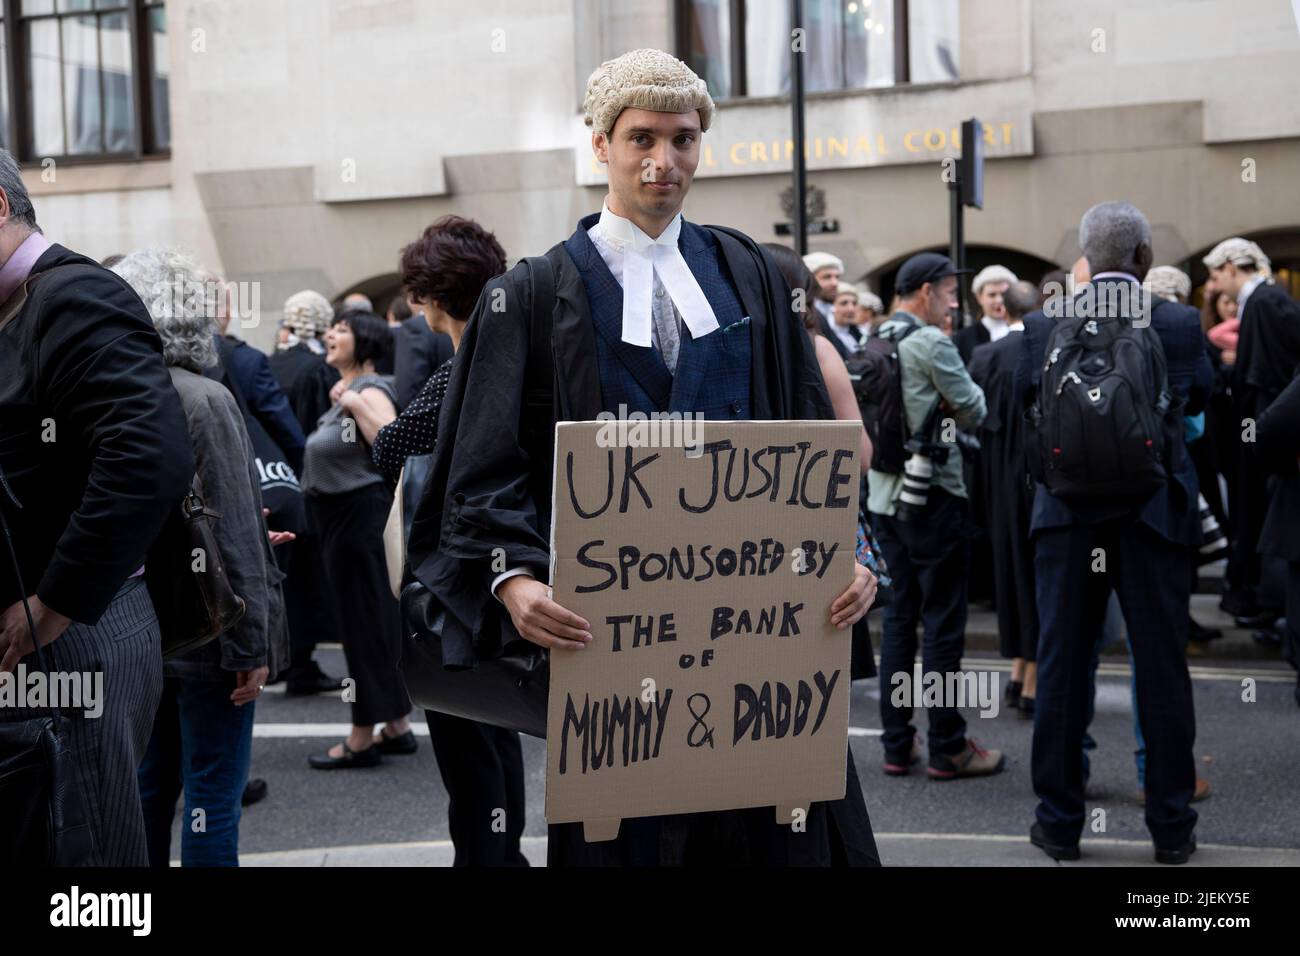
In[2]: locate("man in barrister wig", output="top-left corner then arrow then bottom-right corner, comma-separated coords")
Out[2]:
408,49 -> 880,866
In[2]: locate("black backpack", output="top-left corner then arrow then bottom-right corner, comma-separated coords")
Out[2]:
845,321 -> 922,474
1027,302 -> 1179,500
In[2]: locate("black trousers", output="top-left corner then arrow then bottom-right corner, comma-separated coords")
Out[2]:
872,490 -> 971,759
545,748 -> 880,867
1233,444 -> 1274,611
307,485 -> 410,726
424,710 -> 528,866
1286,563 -> 1300,689
1032,520 -> 1198,850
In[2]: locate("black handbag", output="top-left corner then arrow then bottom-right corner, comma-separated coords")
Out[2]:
399,255 -> 556,738
400,582 -> 549,738
0,467 -> 93,866
145,475 -> 247,660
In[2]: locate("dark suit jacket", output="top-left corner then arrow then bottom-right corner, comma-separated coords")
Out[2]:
954,320 -> 991,365
211,334 -> 306,473
394,316 -> 454,411
1015,284 -> 1211,546
0,244 -> 195,623
408,220 -> 833,668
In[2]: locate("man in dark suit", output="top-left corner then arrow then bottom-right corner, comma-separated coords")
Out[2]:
1202,238 -> 1300,626
1019,201 -> 1208,865
394,307 -> 454,411
410,49 -> 879,867
0,148 -> 195,864
969,281 -> 1040,714
212,292 -> 306,474
955,264 -> 1017,365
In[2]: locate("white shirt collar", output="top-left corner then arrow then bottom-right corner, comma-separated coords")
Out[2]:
591,201 -> 720,348
1238,273 -> 1266,314
980,315 -> 1010,341
596,202 -> 682,253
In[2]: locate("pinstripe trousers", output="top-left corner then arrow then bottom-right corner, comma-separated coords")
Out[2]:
3,577 -> 163,865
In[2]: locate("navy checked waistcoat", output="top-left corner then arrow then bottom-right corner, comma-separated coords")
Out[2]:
565,213 -> 752,419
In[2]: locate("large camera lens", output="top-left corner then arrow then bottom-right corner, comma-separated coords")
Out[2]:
896,452 -> 934,522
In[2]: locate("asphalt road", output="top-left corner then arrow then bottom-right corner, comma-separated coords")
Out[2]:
171,642 -> 1300,866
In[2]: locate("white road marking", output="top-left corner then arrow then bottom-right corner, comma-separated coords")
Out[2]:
254,722 -> 884,738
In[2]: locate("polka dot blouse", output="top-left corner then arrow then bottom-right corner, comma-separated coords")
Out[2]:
371,357 -> 453,484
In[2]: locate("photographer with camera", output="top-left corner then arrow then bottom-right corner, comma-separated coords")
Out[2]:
867,253 -> 1004,780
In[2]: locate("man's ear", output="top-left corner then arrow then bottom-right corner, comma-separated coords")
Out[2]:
592,130 -> 609,165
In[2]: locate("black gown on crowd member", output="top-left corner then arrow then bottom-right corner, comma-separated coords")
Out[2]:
969,333 -> 1038,662
1231,282 -> 1300,614
408,223 -> 880,867
1255,370 -> 1300,688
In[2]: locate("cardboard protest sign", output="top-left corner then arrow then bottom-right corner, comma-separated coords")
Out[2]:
545,420 -> 859,841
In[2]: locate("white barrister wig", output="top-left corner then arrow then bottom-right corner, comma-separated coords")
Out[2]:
1202,237 -> 1272,277
583,48 -> 716,135
857,289 -> 885,312
1146,266 -> 1192,301
802,252 -> 845,275
283,290 -> 335,338
971,264 -> 1019,295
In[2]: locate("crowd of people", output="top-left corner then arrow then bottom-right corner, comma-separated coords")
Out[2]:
2,47 -> 1296,869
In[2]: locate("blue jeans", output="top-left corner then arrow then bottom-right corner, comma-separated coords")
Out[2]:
1083,596 -> 1147,787
138,676 -> 256,867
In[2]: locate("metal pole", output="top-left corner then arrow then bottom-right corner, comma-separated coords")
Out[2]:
791,0 -> 807,255
949,177 -> 967,327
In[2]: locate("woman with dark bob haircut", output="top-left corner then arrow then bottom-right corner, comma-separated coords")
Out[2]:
300,307 -> 414,770
369,215 -> 527,865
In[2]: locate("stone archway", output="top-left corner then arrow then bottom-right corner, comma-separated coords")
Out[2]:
335,272 -> 405,320
865,243 -> 1060,311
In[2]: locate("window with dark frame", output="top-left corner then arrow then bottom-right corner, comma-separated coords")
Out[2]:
676,0 -> 959,100
1,0 -> 169,164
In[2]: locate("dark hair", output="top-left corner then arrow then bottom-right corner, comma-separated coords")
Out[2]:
1003,280 -> 1040,320
400,215 -> 507,321
333,310 -> 391,368
100,253 -> 126,268
1201,288 -> 1234,334
761,242 -> 821,331
1037,269 -> 1068,307
386,294 -> 412,323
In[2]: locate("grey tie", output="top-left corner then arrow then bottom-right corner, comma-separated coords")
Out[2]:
650,276 -> 681,375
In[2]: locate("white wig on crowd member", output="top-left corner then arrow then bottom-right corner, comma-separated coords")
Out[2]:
857,288 -> 884,313
283,289 -> 335,354
1146,265 -> 1192,302
971,264 -> 1018,295
802,252 -> 844,276
1202,237 -> 1272,279
111,248 -> 219,373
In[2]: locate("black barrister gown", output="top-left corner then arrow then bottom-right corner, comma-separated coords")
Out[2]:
969,333 -> 1039,662
407,223 -> 880,866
